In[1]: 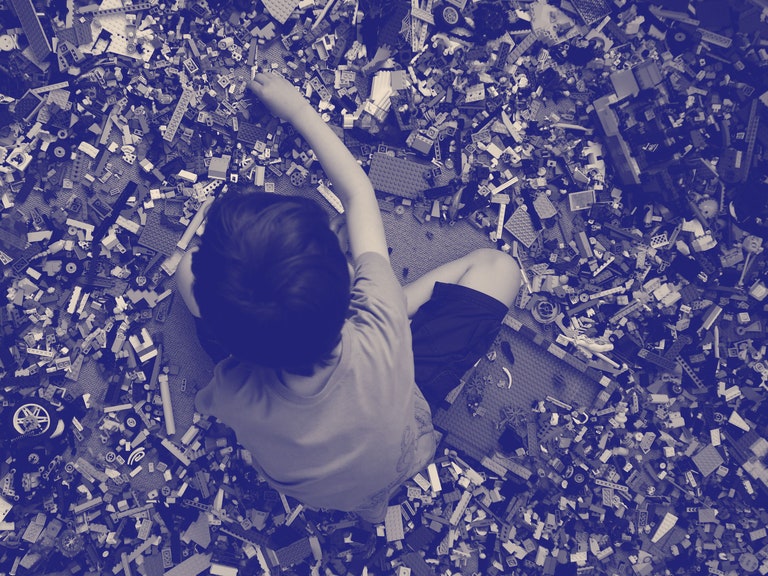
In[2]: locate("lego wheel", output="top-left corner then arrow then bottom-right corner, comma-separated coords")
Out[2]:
57,528 -> 85,558
12,402 -> 52,436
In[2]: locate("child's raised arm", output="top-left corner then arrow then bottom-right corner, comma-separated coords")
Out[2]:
249,73 -> 389,262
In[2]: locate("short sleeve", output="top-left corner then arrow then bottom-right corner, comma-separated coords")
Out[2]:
348,252 -> 408,341
194,383 -> 214,414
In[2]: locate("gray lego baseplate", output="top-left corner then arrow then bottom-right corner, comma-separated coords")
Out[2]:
433,320 -> 601,463
367,152 -> 431,199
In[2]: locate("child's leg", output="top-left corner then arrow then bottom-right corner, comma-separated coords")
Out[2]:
406,249 -> 522,409
403,248 -> 520,316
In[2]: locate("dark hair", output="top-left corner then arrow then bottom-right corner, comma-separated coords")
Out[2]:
191,192 -> 351,375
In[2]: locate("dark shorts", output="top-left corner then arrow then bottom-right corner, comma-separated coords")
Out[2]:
194,282 -> 508,409
411,282 -> 508,409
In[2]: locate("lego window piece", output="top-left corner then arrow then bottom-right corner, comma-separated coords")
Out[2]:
568,190 -> 595,211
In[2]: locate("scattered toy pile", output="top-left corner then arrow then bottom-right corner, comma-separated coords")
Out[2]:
1,0 -> 768,574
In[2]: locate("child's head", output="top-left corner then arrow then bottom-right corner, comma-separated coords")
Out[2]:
191,191 -> 351,375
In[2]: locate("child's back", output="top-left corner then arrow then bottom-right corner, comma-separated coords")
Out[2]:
194,250 -> 436,521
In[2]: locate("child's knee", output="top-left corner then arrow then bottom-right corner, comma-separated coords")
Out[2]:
461,249 -> 521,307
471,249 -> 519,278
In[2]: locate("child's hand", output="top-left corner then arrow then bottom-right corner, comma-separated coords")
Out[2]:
248,72 -> 312,122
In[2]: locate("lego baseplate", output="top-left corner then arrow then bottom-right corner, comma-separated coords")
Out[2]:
433,319 -> 602,463
570,0 -> 612,25
367,152 -> 431,199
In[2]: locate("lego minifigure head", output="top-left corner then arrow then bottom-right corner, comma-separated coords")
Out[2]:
191,191 -> 351,375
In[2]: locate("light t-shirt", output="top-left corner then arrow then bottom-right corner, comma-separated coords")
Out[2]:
194,252 -> 437,521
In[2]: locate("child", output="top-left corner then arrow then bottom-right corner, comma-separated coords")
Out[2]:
175,72 -> 521,522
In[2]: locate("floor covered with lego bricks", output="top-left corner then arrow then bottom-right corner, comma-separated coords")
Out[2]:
2,0 -> 768,574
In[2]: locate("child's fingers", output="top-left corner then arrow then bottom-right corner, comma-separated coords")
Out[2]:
248,73 -> 270,92
247,79 -> 265,95
251,72 -> 269,84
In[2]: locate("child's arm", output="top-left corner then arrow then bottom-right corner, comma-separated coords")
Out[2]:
249,73 -> 389,262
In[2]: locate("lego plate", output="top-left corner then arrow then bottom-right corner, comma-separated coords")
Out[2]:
434,321 -> 601,463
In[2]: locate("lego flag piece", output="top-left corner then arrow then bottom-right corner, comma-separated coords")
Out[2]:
262,0 -> 300,24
